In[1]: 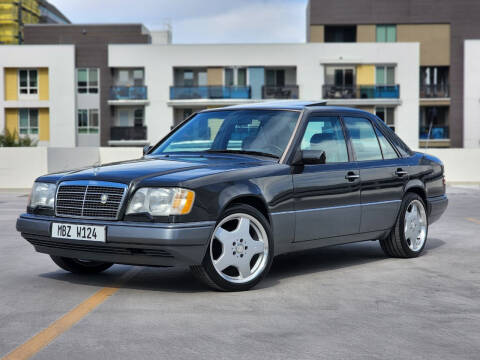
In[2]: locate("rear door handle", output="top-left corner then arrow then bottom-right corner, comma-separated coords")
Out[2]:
395,168 -> 408,177
345,172 -> 360,181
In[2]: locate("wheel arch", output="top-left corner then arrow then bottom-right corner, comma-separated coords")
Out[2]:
404,180 -> 427,205
221,194 -> 271,224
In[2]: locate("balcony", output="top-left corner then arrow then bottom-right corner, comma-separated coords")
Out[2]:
170,86 -> 251,100
110,126 -> 147,141
323,85 -> 400,99
262,85 -> 299,99
109,86 -> 149,106
420,84 -> 449,98
420,126 -> 449,140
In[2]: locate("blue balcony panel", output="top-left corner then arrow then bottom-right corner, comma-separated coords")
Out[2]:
170,86 -> 251,100
110,86 -> 147,100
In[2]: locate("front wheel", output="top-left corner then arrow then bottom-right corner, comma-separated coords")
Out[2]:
50,256 -> 113,274
380,193 -> 428,258
190,204 -> 273,291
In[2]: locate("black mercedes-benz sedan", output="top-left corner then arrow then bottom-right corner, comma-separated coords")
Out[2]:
17,101 -> 448,291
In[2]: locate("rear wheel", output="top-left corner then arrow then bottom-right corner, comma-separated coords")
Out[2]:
380,192 -> 428,258
190,204 -> 273,291
50,256 -> 113,274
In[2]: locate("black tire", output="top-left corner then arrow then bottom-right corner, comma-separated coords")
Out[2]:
50,256 -> 113,274
380,192 -> 428,258
190,204 -> 274,291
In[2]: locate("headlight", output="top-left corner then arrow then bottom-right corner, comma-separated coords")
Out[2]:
29,182 -> 56,209
126,188 -> 195,216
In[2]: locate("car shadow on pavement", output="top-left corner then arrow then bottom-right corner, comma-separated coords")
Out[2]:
38,238 -> 445,293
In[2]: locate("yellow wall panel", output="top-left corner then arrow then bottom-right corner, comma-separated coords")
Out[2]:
38,68 -> 49,100
356,65 -> 375,85
309,25 -> 324,42
357,25 -> 376,42
39,108 -> 49,141
5,108 -> 18,136
4,68 -> 17,100
397,24 -> 450,66
207,68 -> 223,85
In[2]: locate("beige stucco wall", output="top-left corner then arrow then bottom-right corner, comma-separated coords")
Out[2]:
357,25 -> 376,42
309,25 -> 324,42
397,24 -> 450,66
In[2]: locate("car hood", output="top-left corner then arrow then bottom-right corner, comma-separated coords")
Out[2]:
43,154 -> 272,185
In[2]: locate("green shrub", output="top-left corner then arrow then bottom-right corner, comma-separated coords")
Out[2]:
0,129 -> 36,147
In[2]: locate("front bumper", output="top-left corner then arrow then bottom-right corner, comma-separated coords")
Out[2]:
427,195 -> 448,224
16,213 -> 215,267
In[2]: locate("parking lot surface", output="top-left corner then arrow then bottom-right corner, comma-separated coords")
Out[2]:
1,186 -> 479,360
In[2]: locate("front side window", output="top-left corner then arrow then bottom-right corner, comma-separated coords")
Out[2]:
19,69 -> 38,95
19,109 -> 38,135
344,117 -> 383,161
77,68 -> 99,94
154,110 -> 299,158
300,116 -> 348,163
78,109 -> 99,134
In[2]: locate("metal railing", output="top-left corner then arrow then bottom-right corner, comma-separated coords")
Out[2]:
322,85 -> 400,99
110,126 -> 147,141
110,86 -> 147,100
169,86 -> 251,100
420,126 -> 449,140
262,85 -> 299,99
420,84 -> 449,98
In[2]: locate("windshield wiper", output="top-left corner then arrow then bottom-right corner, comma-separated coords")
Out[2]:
205,149 -> 279,159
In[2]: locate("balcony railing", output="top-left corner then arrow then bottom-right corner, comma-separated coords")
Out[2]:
420,126 -> 449,140
110,126 -> 147,141
322,85 -> 400,99
262,85 -> 299,99
420,84 -> 449,98
170,86 -> 251,100
110,86 -> 147,100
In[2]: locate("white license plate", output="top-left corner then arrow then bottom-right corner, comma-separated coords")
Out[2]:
52,223 -> 106,242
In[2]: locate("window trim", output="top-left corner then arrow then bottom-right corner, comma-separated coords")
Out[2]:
18,69 -> 38,98
77,68 -> 99,94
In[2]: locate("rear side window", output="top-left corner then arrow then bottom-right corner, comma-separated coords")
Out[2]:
375,128 -> 398,159
343,117 -> 383,161
300,116 -> 348,163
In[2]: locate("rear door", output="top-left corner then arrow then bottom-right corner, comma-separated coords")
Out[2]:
343,116 -> 408,233
293,115 -> 361,242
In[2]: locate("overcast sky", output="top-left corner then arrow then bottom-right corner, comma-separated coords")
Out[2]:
48,0 -> 308,43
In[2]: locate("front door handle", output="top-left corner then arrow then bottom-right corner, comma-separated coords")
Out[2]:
395,168 -> 408,177
345,172 -> 360,181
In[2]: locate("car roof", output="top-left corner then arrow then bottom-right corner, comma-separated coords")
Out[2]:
200,101 -> 375,117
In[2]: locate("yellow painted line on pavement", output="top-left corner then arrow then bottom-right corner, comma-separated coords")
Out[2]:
466,217 -> 480,225
1,267 -> 141,360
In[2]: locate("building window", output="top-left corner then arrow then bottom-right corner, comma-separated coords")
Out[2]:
134,109 -> 144,127
325,25 -> 356,42
77,68 -> 99,94
18,70 -> 38,95
225,67 -> 248,86
420,106 -> 449,140
78,109 -> 99,134
266,69 -> 285,86
19,109 -> 38,135
376,25 -> 396,42
376,107 -> 395,132
183,70 -> 194,86
376,66 -> 395,85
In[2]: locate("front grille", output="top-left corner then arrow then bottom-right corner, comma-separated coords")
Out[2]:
55,181 -> 127,220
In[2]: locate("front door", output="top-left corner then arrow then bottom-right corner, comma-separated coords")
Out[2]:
343,116 -> 408,233
293,115 -> 361,242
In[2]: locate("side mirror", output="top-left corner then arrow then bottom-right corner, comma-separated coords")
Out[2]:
143,145 -> 152,156
292,150 -> 326,165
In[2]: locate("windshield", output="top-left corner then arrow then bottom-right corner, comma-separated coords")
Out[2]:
152,110 -> 300,158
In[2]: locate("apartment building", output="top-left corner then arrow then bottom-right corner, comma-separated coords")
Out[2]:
307,0 -> 480,148
0,45 -> 75,146
23,24 -> 153,146
109,42 -> 419,148
0,0 -> 69,44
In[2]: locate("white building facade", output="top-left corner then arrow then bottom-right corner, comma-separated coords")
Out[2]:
464,40 -> 480,148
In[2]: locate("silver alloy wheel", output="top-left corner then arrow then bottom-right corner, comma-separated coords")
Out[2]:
210,213 -> 269,284
404,199 -> 427,251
